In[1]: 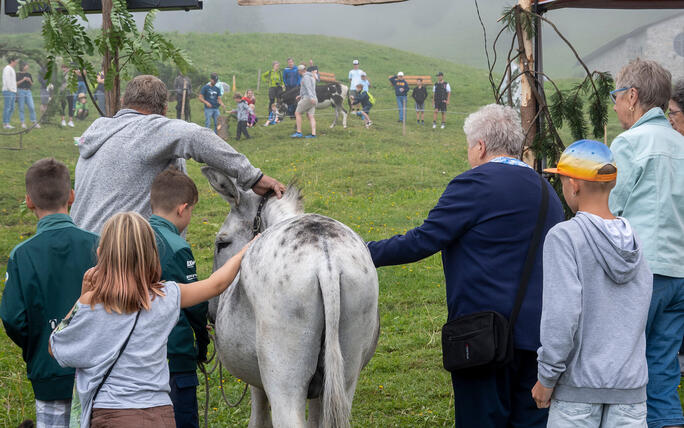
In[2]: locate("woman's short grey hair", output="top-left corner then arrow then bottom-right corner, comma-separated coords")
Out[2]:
615,59 -> 671,111
672,79 -> 684,111
463,104 -> 524,157
122,75 -> 168,115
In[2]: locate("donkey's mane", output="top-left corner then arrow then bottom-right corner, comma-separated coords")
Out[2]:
262,184 -> 304,226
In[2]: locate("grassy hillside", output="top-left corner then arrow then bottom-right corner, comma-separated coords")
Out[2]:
0,32 -> 680,427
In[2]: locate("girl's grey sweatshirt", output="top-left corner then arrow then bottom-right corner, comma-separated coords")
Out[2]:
537,212 -> 652,404
70,109 -> 262,233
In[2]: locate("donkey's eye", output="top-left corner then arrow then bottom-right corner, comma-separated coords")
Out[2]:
216,241 -> 232,252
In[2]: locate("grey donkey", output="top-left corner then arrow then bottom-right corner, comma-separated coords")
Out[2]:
202,166 -> 380,428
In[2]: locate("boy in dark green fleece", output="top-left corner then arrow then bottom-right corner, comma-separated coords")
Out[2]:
1,158 -> 98,428
149,167 -> 209,428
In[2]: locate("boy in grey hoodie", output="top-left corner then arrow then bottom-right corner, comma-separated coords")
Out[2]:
533,140 -> 652,427
232,93 -> 250,141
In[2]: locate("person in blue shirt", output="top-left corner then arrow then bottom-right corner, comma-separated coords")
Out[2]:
282,57 -> 301,90
388,72 -> 410,122
198,73 -> 224,133
149,168 -> 209,428
367,104 -> 564,428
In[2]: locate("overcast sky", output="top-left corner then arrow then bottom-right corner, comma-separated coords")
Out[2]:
1,0 -> 676,76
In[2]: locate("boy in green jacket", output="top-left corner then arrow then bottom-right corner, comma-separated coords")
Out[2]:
149,168 -> 209,428
0,158 -> 98,428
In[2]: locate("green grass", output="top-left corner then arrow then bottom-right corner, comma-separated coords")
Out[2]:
0,31 -> 682,426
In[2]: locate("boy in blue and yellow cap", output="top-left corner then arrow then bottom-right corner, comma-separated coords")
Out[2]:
532,140 -> 653,427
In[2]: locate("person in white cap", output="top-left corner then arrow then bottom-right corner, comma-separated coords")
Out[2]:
348,60 -> 365,99
389,72 -> 410,122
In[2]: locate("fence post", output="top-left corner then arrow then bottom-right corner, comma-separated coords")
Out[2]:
256,68 -> 261,92
232,75 -> 236,93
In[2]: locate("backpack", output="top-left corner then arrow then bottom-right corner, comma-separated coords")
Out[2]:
367,91 -> 376,106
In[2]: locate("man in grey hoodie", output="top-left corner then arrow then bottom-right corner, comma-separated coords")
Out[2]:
291,64 -> 317,139
533,140 -> 652,427
71,75 -> 285,234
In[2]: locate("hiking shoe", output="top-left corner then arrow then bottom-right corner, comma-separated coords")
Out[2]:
432,122 -> 437,129
21,123 -> 27,129
441,123 -> 446,129
305,134 -> 317,139
67,120 -> 75,127
291,132 -> 303,138
61,119 -> 67,127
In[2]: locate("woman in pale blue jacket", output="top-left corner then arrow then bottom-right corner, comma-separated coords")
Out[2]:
608,58 -> 684,428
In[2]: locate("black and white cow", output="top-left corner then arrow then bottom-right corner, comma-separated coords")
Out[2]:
276,83 -> 349,129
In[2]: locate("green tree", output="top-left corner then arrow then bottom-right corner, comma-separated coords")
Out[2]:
18,0 -> 192,116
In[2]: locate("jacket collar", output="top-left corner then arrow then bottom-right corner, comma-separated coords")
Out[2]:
113,108 -> 146,118
36,213 -> 76,234
149,214 -> 179,235
630,107 -> 670,130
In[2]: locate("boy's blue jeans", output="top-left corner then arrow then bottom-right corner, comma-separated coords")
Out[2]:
204,107 -> 219,132
396,96 -> 407,122
3,90 -> 16,124
547,400 -> 647,427
645,274 -> 684,428
17,89 -> 36,123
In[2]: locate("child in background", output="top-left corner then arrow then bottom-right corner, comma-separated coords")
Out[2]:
351,83 -> 373,129
533,140 -> 652,427
75,93 -> 89,120
0,158 -> 99,428
412,78 -> 428,125
231,93 -> 250,141
264,103 -> 280,126
49,211 -> 253,428
149,168 -> 209,428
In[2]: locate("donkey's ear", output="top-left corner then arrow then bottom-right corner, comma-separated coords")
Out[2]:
201,166 -> 240,205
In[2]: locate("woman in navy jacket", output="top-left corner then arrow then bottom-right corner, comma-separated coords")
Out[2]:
367,104 -> 564,428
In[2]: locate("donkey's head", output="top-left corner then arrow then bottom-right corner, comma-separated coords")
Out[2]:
202,166 -> 304,269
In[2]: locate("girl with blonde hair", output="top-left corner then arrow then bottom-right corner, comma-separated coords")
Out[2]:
49,212 -> 253,428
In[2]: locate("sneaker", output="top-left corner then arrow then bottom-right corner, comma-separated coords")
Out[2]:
21,123 -> 27,129
365,121 -> 373,129
33,122 -> 41,129
432,122 -> 437,129
305,134 -> 316,139
4,124 -> 14,129
290,132 -> 303,138
67,120 -> 75,128
441,123 -> 446,129
61,119 -> 67,127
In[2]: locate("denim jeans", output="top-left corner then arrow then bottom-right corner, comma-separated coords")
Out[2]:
2,90 -> 16,124
396,95 -> 407,121
645,274 -> 684,428
204,107 -> 220,132
548,400 -> 647,427
17,89 -> 36,123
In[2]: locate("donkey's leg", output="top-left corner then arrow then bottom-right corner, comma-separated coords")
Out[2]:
248,386 -> 272,428
307,398 -> 322,428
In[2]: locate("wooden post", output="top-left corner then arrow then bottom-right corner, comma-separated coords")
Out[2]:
517,0 -> 537,164
102,0 -> 120,117
256,68 -> 261,92
232,75 -> 236,93
402,100 -> 406,136
180,79 -> 188,120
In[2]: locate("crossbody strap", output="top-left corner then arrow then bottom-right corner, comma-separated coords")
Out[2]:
91,311 -> 141,404
508,173 -> 550,330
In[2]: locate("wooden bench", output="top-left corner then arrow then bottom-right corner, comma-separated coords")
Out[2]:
401,75 -> 433,85
318,71 -> 337,83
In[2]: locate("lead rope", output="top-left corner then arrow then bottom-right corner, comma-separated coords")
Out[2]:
199,323 -> 249,428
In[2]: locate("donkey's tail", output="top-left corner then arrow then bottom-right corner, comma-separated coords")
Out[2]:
318,255 -> 351,428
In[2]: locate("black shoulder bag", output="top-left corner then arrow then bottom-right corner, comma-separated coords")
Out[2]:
91,311 -> 141,403
441,173 -> 549,372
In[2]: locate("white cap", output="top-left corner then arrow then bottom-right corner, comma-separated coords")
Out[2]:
397,71 -> 404,76
352,59 -> 359,65
361,72 -> 366,76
